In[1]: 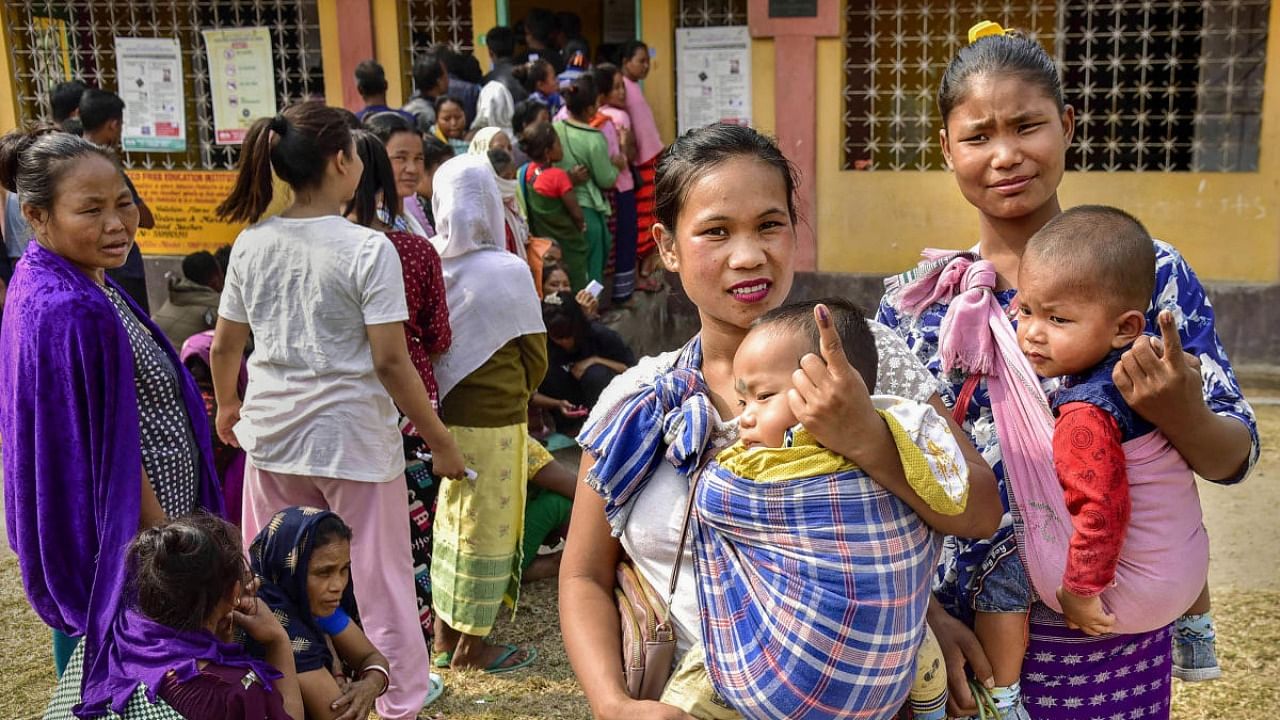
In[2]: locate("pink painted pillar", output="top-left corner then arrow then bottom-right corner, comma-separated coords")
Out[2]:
337,2 -> 375,111
748,0 -> 840,272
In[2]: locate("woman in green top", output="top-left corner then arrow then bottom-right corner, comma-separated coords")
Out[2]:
518,123 -> 590,289
555,74 -> 626,285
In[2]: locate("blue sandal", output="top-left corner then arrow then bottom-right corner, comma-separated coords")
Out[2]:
484,644 -> 537,674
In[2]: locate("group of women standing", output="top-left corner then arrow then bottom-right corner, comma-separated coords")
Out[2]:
2,97 -> 548,718
560,27 -> 1255,720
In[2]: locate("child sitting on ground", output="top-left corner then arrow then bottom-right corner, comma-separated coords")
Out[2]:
663,299 -> 973,720
519,122 -> 589,289
972,205 -> 1211,718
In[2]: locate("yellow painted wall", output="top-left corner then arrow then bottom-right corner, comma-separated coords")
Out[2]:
643,0 -> 677,142
743,6 -> 1280,284
473,0 -> 499,74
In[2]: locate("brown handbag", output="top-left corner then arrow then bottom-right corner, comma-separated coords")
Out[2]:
615,472 -> 700,700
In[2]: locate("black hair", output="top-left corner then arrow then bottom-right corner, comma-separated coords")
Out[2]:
525,9 -> 557,46
182,250 -> 221,287
0,126 -> 120,209
346,129 -> 400,227
336,107 -> 362,130
434,95 -> 466,116
541,261 -> 570,287
422,134 -> 454,171
519,121 -> 559,162
216,101 -> 354,223
543,290 -> 590,347
363,110 -> 417,144
412,51 -> 448,97
50,80 -> 87,123
654,123 -> 798,231
486,26 -> 517,60
432,43 -> 469,80
127,514 -> 248,633
592,64 -> 622,100
620,40 -> 649,66
488,147 -> 516,177
564,73 -> 597,119
78,88 -> 125,133
754,298 -> 878,392
313,514 -> 354,549
937,30 -> 1064,124
515,59 -> 555,94
1024,205 -> 1156,313
512,98 -> 549,136
354,59 -> 389,97
213,244 -> 232,273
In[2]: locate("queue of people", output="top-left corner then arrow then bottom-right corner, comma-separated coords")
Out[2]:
0,17 -> 1257,720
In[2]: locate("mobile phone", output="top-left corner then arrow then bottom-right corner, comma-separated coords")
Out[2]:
414,451 -> 478,481
585,280 -> 604,298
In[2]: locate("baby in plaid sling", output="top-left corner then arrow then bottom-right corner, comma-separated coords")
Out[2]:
661,299 -> 969,720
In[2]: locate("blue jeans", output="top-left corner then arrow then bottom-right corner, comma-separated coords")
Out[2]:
973,549 -> 1032,614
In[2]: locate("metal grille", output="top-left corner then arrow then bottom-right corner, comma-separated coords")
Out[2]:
403,0 -> 472,96
843,1 -> 1270,172
677,0 -> 747,28
5,0 -> 322,171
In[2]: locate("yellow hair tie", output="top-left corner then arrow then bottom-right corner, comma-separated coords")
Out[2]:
968,20 -> 1007,44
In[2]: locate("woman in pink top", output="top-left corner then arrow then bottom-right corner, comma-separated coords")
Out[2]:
619,40 -> 664,286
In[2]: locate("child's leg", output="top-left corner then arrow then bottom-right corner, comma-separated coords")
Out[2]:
1174,580 -> 1222,681
909,626 -> 948,720
974,611 -> 1029,688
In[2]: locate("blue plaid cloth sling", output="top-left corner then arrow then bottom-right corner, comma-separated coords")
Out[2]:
694,459 -> 942,720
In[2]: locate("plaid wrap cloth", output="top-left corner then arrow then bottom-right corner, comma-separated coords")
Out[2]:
694,400 -> 953,720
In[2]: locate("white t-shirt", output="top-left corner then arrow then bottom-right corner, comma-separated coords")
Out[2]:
587,322 -> 940,656
219,215 -> 410,483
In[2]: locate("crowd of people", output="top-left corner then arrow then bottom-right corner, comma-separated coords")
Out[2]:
0,16 -> 1259,720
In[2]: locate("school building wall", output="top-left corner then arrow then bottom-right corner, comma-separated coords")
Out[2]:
2,1 -> 1278,365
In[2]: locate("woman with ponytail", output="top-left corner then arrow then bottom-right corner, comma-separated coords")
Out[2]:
0,126 -> 223,711
211,101 -> 461,720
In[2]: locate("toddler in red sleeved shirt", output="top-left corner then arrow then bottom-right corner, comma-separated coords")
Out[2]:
1014,205 -> 1211,643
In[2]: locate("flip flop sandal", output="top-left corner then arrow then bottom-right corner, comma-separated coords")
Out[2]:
432,650 -> 453,669
424,672 -> 445,706
484,643 -> 538,675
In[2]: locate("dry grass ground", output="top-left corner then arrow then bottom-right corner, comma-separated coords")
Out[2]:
4,405 -> 1280,719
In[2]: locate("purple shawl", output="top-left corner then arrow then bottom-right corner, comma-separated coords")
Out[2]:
104,608 -> 282,711
0,242 -> 223,718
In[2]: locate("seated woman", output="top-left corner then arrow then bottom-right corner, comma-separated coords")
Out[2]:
535,290 -> 635,415
248,507 -> 443,720
44,514 -> 303,720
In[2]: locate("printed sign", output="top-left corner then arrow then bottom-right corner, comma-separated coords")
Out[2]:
676,26 -> 752,135
115,37 -> 187,152
131,171 -> 243,255
202,27 -> 276,144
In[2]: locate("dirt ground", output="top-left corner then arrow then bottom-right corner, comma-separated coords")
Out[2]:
3,404 -> 1279,719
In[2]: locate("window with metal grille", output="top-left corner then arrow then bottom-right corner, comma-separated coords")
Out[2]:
677,0 -> 748,28
402,0 -> 473,100
843,1 -> 1270,172
5,0 -> 323,171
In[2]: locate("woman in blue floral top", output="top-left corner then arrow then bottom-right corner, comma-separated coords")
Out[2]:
877,26 -> 1258,720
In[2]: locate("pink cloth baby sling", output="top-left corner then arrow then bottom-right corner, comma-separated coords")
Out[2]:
890,251 -> 1208,634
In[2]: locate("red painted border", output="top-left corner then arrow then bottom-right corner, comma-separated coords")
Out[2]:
746,0 -> 840,38
337,2 -> 375,110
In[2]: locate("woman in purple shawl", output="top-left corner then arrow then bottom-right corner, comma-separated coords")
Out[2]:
0,128 -> 222,716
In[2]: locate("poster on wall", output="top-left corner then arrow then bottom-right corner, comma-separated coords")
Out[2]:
201,27 -> 276,145
114,37 -> 187,152
675,26 -> 752,136
131,170 -> 243,255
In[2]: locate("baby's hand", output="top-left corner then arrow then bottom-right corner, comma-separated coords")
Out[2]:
1057,586 -> 1115,636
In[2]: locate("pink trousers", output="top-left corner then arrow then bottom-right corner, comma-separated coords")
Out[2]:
241,463 -> 431,720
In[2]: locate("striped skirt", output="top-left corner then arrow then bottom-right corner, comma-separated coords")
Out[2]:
633,158 -> 658,257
